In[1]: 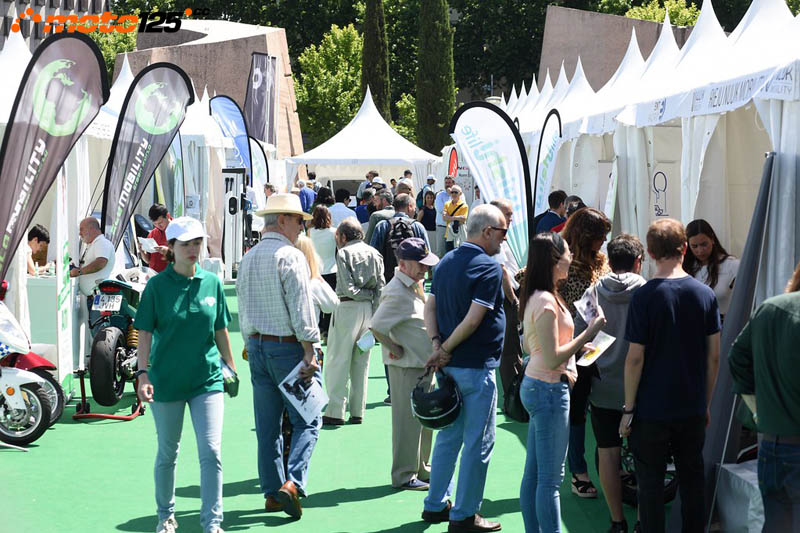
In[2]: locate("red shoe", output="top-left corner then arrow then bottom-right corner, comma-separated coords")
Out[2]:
276,480 -> 302,519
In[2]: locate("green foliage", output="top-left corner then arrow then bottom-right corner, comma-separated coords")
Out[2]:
361,0 -> 392,121
392,92 -> 417,143
416,0 -> 455,153
597,0 -> 632,16
449,0 -> 549,98
295,24 -> 364,147
788,0 -> 800,15
625,0 -> 699,27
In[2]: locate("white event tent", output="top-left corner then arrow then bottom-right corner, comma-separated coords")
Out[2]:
285,87 -> 440,192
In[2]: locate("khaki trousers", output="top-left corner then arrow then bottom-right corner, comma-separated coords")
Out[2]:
434,225 -> 447,258
388,365 -> 433,487
324,300 -> 373,419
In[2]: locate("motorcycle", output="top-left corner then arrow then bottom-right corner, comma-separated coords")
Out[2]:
84,267 -> 156,410
0,301 -> 53,446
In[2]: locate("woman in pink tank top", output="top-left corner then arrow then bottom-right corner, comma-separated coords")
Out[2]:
517,232 -> 606,532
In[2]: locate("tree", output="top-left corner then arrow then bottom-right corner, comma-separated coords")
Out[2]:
81,19 -> 137,85
626,0 -> 699,26
450,0 -> 550,98
393,93 -> 417,144
295,24 -> 364,147
361,0 -> 392,121
416,0 -> 455,153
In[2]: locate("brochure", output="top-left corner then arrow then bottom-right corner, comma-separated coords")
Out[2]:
279,360 -> 329,424
356,329 -> 375,352
138,237 -> 158,253
576,331 -> 616,367
574,286 -> 600,324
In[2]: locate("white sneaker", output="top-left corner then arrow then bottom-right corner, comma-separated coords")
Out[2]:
156,515 -> 178,533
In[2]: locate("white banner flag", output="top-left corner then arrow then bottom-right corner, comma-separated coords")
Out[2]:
450,103 -> 531,267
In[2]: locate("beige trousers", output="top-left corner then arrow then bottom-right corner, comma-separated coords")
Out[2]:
324,300 -> 373,419
388,365 -> 434,487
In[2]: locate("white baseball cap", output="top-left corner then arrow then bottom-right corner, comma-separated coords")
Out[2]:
426,174 -> 436,183
399,178 -> 413,188
165,216 -> 206,242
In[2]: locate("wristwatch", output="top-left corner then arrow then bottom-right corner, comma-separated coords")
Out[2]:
134,369 -> 148,379
622,405 -> 635,415
431,335 -> 441,343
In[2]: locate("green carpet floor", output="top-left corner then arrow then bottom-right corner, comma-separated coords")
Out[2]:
1,286 -> 642,532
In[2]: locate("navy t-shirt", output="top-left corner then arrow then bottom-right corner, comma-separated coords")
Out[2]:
431,242 -> 505,368
535,211 -> 566,234
625,276 -> 721,421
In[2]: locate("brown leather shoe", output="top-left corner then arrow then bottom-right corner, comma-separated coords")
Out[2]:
276,480 -> 302,518
447,514 -> 502,532
421,500 -> 452,523
264,495 -> 282,512
322,416 -> 345,426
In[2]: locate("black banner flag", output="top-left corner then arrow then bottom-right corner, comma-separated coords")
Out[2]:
102,63 -> 194,248
244,52 -> 278,145
0,33 -> 108,281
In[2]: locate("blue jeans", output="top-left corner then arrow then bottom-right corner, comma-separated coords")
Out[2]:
151,391 -> 224,532
247,338 -> 321,498
759,438 -> 800,532
519,376 -> 570,533
424,366 -> 497,521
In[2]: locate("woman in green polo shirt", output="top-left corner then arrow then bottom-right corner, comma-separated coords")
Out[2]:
134,217 -> 236,533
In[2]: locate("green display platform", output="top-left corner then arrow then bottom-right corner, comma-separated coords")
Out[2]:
1,286 -> 640,532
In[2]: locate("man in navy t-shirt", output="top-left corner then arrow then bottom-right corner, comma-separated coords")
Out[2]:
420,204 -> 506,533
619,218 -> 721,533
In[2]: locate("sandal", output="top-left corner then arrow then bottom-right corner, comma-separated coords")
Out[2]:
571,473 -> 598,498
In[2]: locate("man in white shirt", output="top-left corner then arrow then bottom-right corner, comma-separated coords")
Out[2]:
489,200 -> 523,395
329,189 -> 358,227
70,217 -> 115,296
356,170 -> 378,201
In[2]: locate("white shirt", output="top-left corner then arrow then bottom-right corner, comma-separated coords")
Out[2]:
693,256 -> 740,316
434,190 -> 449,226
308,227 -> 338,275
245,186 -> 257,214
471,196 -> 485,211
496,241 -> 520,290
309,277 -> 339,318
328,202 -> 357,227
79,234 -> 116,295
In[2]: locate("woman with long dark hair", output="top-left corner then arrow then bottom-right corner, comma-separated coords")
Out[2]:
416,190 -> 438,247
559,207 -> 611,498
518,232 -> 605,532
684,219 -> 740,319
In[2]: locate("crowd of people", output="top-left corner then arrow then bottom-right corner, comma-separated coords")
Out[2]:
124,174 -> 800,533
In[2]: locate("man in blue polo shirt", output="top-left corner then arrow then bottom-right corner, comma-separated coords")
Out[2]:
421,204 -> 507,533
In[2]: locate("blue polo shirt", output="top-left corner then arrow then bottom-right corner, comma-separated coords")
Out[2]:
431,242 -> 505,368
625,276 -> 721,421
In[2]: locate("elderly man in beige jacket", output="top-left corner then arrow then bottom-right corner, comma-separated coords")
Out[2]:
370,237 -> 439,491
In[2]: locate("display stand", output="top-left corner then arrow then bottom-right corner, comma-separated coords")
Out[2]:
72,371 -> 145,422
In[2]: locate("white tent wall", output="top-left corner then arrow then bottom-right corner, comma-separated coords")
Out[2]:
304,162 -> 432,192
564,134 -> 615,210
753,98 -> 800,300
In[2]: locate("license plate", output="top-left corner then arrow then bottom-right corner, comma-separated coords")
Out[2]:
93,294 -> 122,312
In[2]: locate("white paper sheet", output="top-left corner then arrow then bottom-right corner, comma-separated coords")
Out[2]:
576,331 -> 616,367
138,237 -> 158,254
279,361 -> 328,424
574,286 -> 600,324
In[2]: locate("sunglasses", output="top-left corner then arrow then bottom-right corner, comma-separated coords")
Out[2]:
489,226 -> 508,236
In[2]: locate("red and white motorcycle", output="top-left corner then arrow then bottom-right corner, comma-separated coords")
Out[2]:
0,297 -> 54,447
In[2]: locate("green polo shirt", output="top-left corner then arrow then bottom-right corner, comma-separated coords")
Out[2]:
134,264 -> 231,402
729,292 -> 800,435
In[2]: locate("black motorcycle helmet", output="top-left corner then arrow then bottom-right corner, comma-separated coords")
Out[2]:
411,369 -> 462,430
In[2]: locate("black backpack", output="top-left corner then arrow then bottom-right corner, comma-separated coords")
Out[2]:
382,217 -> 415,281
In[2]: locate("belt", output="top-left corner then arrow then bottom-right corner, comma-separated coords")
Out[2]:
340,297 -> 353,302
249,334 -> 298,344
559,374 -> 570,384
762,433 -> 800,444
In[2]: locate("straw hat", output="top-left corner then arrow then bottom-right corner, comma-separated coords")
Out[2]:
255,193 -> 312,220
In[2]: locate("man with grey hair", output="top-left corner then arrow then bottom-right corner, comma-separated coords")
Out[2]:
236,193 -> 320,519
370,193 -> 429,282
434,175 -> 455,257
365,189 -> 395,245
264,183 -> 277,198
323,217 -> 385,426
70,216 -> 116,297
296,178 -> 316,213
489,199 -> 523,395
421,203 -> 507,532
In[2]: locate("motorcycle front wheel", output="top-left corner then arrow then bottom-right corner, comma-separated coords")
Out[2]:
0,384 -> 53,446
31,369 -> 65,426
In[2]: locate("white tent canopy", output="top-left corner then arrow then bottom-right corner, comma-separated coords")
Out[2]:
285,87 -> 439,191
0,23 -> 32,124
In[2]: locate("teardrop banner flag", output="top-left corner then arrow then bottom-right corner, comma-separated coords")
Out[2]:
102,63 -> 194,248
209,95 -> 252,182
532,109 -> 563,217
449,102 -> 532,267
0,33 -> 108,281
